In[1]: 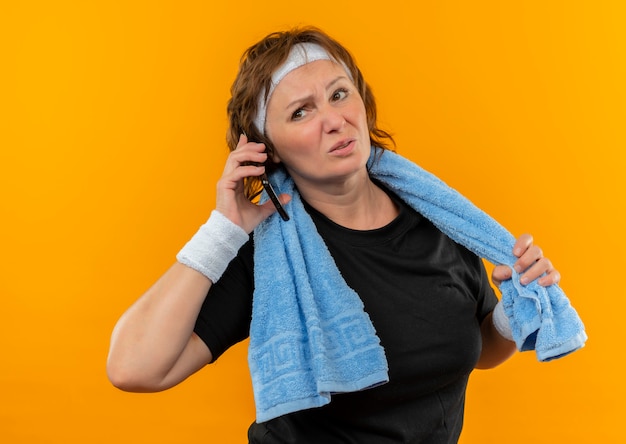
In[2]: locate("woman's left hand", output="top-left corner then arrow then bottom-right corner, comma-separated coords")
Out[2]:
492,233 -> 561,288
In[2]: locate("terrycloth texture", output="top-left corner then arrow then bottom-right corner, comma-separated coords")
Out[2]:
249,185 -> 389,423
250,147 -> 587,422
177,210 -> 249,283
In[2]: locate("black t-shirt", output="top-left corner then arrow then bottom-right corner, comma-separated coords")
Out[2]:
194,187 -> 498,443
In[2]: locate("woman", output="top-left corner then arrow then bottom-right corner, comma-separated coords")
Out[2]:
107,27 -> 560,443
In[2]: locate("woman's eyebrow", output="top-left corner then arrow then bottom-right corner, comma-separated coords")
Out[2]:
325,75 -> 349,91
284,75 -> 349,110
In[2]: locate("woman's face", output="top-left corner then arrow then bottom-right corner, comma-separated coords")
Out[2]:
265,60 -> 370,190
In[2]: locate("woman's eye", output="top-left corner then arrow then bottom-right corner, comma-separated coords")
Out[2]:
331,88 -> 349,101
291,108 -> 306,120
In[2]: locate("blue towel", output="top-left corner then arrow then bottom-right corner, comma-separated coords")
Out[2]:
250,147 -> 587,422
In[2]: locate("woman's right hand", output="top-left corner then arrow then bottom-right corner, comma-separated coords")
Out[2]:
108,138 -> 286,393
215,134 -> 290,233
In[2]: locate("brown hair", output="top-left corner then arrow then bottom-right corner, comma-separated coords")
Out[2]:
226,26 -> 395,199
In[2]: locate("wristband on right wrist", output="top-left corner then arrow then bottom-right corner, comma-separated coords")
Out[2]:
176,210 -> 249,283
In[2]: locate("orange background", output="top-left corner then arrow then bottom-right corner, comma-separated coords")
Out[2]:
1,1 -> 624,442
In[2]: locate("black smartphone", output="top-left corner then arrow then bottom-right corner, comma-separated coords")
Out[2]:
261,173 -> 290,221
242,131 -> 289,221
241,131 -> 289,222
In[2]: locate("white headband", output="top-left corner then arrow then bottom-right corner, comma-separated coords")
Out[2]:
253,42 -> 351,134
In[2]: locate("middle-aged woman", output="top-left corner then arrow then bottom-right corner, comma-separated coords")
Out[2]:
107,27 -> 581,443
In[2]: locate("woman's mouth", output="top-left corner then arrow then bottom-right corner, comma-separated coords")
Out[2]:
329,139 -> 356,156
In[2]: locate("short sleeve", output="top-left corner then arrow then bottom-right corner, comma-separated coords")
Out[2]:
474,257 -> 498,323
193,238 -> 254,362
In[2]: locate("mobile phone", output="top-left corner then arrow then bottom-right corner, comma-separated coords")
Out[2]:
242,131 -> 289,221
261,173 -> 290,221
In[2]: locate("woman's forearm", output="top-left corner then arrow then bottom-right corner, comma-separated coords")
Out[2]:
475,311 -> 517,369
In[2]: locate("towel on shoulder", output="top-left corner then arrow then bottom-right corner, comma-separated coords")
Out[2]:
250,147 -> 587,422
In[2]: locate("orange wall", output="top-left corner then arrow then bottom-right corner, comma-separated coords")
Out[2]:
1,1 -> 624,442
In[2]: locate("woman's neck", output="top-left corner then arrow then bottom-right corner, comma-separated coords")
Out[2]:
298,175 -> 399,230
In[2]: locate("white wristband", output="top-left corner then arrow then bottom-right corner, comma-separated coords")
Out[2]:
492,301 -> 514,341
176,210 -> 249,283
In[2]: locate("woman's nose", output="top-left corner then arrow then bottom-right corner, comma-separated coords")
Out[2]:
321,107 -> 346,133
